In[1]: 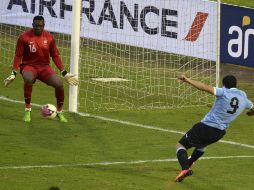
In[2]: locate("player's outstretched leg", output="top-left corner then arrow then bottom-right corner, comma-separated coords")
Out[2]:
57,111 -> 67,123
23,108 -> 31,122
175,169 -> 193,182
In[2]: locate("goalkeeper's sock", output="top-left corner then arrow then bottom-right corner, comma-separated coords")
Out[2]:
23,109 -> 31,122
55,87 -> 64,111
57,111 -> 67,123
24,83 -> 33,107
176,148 -> 189,170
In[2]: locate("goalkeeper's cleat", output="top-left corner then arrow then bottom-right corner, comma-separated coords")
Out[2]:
23,110 -> 31,122
57,112 -> 68,123
175,169 -> 193,182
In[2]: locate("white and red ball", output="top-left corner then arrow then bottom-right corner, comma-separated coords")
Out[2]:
41,104 -> 57,119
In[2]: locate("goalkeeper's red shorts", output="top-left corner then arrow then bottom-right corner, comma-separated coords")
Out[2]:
20,64 -> 56,83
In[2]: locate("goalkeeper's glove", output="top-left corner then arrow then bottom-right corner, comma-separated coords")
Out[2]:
3,70 -> 16,87
61,70 -> 79,86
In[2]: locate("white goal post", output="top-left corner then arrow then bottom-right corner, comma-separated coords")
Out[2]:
69,0 -> 82,113
0,0 -> 220,113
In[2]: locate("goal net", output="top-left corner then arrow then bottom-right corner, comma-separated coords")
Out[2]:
78,0 -> 219,112
0,0 -> 219,113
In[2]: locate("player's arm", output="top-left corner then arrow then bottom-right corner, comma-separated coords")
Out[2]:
3,36 -> 24,87
246,107 -> 254,116
49,38 -> 78,86
178,75 -> 214,95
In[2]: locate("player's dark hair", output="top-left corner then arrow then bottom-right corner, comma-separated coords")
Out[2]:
222,75 -> 237,88
33,15 -> 44,22
48,187 -> 60,190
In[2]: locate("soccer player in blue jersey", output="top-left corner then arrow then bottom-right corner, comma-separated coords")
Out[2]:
175,74 -> 254,182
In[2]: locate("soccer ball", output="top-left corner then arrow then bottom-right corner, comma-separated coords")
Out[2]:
41,104 -> 57,119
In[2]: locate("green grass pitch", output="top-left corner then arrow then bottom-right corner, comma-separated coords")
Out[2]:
0,0 -> 254,189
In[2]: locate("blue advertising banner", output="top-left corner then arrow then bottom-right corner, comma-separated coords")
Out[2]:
221,4 -> 254,68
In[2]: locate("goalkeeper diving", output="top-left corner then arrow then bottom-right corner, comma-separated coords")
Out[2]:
3,15 -> 78,123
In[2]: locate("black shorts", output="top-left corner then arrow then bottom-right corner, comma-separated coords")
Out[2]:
179,122 -> 226,149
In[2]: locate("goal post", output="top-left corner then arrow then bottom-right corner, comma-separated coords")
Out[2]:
0,0 -> 220,113
69,0 -> 82,113
216,0 -> 221,87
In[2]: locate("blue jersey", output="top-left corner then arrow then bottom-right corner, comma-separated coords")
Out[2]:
201,87 -> 253,130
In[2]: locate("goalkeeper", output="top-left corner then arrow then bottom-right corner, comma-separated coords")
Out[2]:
175,74 -> 254,182
3,15 -> 78,123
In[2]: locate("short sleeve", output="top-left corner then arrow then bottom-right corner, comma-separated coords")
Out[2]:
214,87 -> 223,97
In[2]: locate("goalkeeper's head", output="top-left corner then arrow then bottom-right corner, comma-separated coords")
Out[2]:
222,75 -> 237,89
32,15 -> 45,36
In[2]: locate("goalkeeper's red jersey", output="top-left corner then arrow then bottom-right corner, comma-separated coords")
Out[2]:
12,29 -> 64,71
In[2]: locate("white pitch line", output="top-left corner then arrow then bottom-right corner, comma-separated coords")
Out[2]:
0,155 -> 253,170
1,96 -> 254,149
77,112 -> 254,149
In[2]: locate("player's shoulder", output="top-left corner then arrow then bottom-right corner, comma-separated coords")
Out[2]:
43,30 -> 53,37
42,31 -> 55,42
236,88 -> 248,96
228,88 -> 248,98
215,87 -> 244,96
230,87 -> 245,93
18,29 -> 33,41
20,29 -> 33,37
